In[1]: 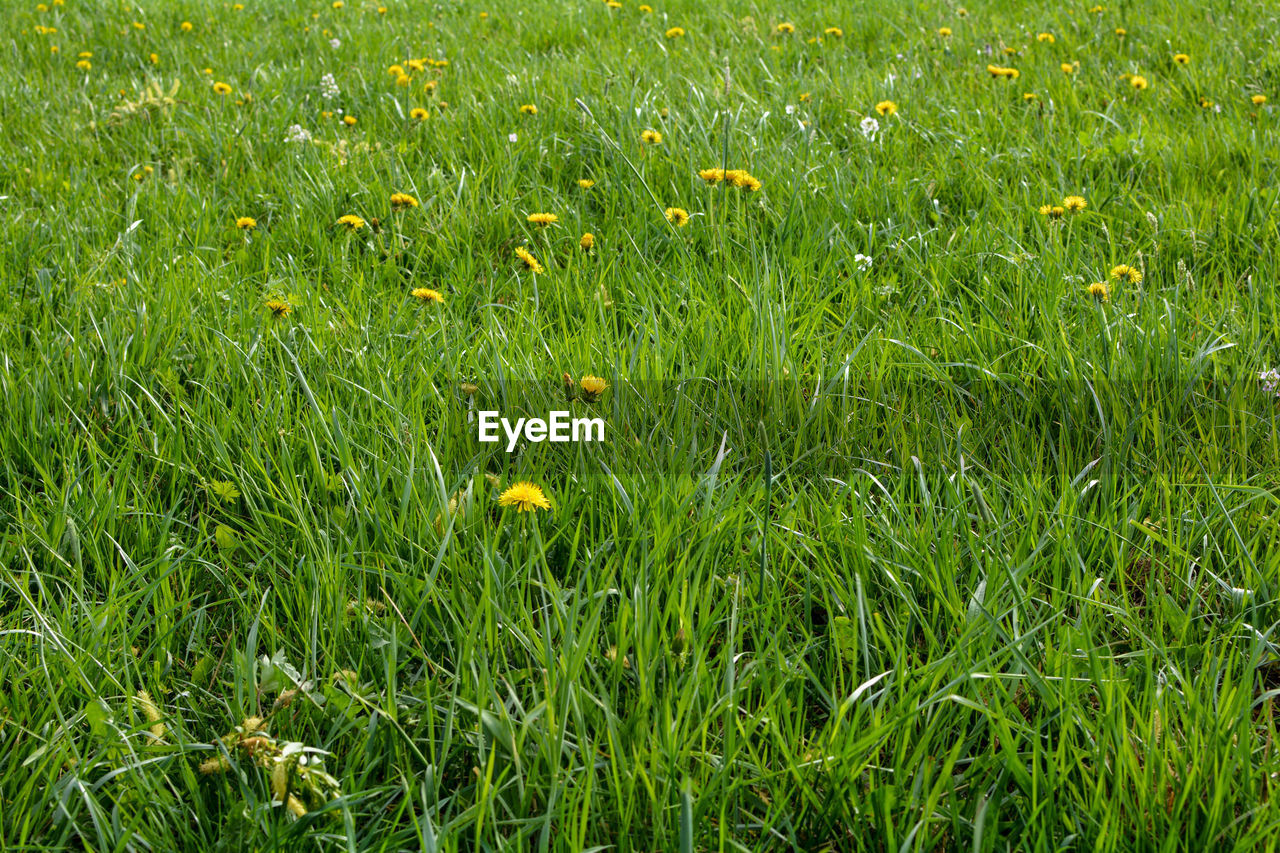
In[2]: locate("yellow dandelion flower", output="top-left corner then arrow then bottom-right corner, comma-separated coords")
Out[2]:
396,74 -> 411,87
1110,264 -> 1142,283
336,214 -> 366,230
213,82 -> 233,95
1129,75 -> 1148,90
641,129 -> 663,144
580,232 -> 594,250
639,4 -> 653,11
698,167 -> 726,183
1087,282 -> 1110,302
498,481 -> 551,513
515,245 -> 544,274
410,107 -> 429,120
181,21 -> 193,32
527,212 -> 559,227
1063,195 -> 1087,213
388,64 -> 405,77
1198,96 -> 1214,109
76,59 -> 91,70
265,299 -> 292,318
875,100 -> 897,116
1024,92 -> 1039,101
407,59 -> 426,72
1252,94 -> 1267,105
957,7 -> 968,17
343,115 -> 357,125
1174,53 -> 1190,65
580,375 -> 608,402
411,287 -> 444,303
332,0 -> 344,7
1036,32 -> 1055,43
132,21 -> 145,30
938,27 -> 952,37
519,103 -> 538,115
664,207 -> 690,226
236,216 -> 257,230
1115,27 -> 1126,36
578,178 -> 596,189
665,27 -> 685,38
777,22 -> 795,34
391,193 -> 419,209
1038,204 -> 1064,218
1061,62 -> 1075,74
824,27 -> 843,37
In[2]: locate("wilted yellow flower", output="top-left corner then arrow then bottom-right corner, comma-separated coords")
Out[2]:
411,287 -> 444,303
875,100 -> 897,116
665,207 -> 690,226
236,216 -> 257,230
391,193 -> 419,209
580,232 -> 594,251
527,212 -> 558,227
515,245 -> 544,273
498,481 -> 551,513
641,129 -> 663,144
1110,264 -> 1142,284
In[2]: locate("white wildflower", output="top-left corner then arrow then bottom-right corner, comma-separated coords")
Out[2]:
320,73 -> 340,100
859,116 -> 879,139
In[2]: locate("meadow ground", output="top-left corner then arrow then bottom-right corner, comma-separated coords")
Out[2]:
4,0 -> 1280,849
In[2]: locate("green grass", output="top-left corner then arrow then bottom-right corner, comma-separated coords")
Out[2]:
3,0 -> 1280,849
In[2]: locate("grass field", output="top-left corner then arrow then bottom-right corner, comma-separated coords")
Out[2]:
4,0 -> 1280,849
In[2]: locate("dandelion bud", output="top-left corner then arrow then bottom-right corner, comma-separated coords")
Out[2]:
562,373 -> 578,402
